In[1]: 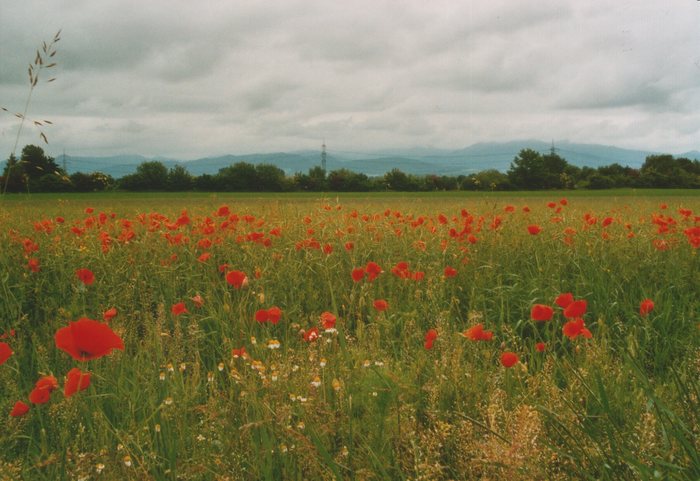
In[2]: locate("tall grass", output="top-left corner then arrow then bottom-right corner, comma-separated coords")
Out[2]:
0,193 -> 698,480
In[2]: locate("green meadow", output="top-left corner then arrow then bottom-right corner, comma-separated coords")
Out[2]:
0,192 -> 698,480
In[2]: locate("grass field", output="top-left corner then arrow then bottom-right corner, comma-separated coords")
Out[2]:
0,191 -> 698,480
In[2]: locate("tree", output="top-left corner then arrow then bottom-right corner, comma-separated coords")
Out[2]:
2,145 -> 65,193
70,172 -> 114,192
255,164 -> 287,191
166,165 -> 193,191
508,148 -> 569,189
384,168 -> 420,191
294,166 -> 328,191
327,169 -> 371,191
216,162 -> 258,191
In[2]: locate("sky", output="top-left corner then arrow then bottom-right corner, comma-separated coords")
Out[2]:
1,0 -> 699,159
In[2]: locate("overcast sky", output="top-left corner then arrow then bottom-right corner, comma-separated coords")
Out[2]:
1,0 -> 699,159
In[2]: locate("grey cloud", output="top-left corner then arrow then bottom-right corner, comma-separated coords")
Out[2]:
1,0 -> 699,157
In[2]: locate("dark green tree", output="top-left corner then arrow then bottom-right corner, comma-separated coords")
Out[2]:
2,145 -> 66,192
255,164 -> 287,191
328,169 -> 371,191
216,162 -> 258,191
166,165 -> 193,191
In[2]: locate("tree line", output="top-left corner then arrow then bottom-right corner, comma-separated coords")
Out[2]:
2,145 -> 699,194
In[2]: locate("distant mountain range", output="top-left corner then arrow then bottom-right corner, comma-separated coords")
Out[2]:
5,140 -> 700,178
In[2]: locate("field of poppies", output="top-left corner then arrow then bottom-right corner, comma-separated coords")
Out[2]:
0,191 -> 698,480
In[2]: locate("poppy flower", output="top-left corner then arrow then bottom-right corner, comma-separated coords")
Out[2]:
365,262 -> 383,281
462,323 -> 494,341
64,367 -> 91,398
554,293 -> 574,309
76,268 -> 95,286
563,300 -> 587,319
500,352 -> 519,368
171,302 -> 188,316
27,258 -> 40,273
535,342 -> 546,352
424,329 -> 438,349
29,375 -> 59,404
103,307 -> 118,322
373,299 -> 389,312
267,306 -> 282,324
191,294 -> 204,308
0,342 -> 13,365
527,225 -> 542,235
639,299 -> 654,317
444,266 -> 458,278
231,347 -> 247,359
54,318 -> 125,361
226,270 -> 248,289
10,400 -> 30,417
303,327 -> 320,342
562,318 -> 592,339
255,309 -> 269,323
0,329 -> 16,340
531,304 -> 554,322
320,311 -> 337,330
350,267 -> 365,282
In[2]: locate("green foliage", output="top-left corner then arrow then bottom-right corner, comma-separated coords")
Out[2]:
5,145 -> 700,194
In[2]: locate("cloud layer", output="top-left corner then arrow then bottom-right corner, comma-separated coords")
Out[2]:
1,0 -> 698,158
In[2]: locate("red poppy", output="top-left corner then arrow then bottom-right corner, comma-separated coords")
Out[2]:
373,299 -> 389,312
444,266 -> 457,278
424,328 -> 438,349
563,300 -> 587,319
554,293 -> 574,309
102,307 -> 118,322
76,268 -> 95,286
500,352 -> 519,368
0,329 -> 16,340
639,299 -> 654,317
527,225 -> 542,235
0,342 -> 13,365
226,270 -> 248,289
171,302 -> 188,316
27,258 -> 40,273
462,323 -> 493,341
344,242 -> 354,251
191,294 -> 204,308
303,327 -> 320,342
351,268 -> 366,282
54,318 -> 125,361
535,342 -> 546,352
531,304 -> 554,322
10,400 -> 30,417
562,318 -> 592,339
216,205 -> 231,217
29,375 -> 59,404
267,306 -> 282,324
320,311 -> 337,330
255,309 -> 269,323
64,367 -> 91,398
365,262 -> 383,281
231,347 -> 247,358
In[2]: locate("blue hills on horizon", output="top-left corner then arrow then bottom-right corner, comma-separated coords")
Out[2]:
5,140 -> 699,178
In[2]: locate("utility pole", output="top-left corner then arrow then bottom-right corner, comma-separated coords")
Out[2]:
321,139 -> 327,172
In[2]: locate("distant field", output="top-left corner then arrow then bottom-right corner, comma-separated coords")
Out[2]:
0,192 -> 698,480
